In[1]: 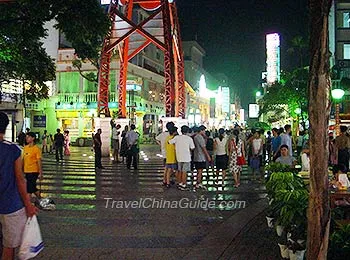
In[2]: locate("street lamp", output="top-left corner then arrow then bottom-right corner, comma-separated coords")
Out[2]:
331,87 -> 345,136
256,91 -> 262,97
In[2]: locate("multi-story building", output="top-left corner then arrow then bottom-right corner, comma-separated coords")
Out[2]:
329,0 -> 350,125
22,10 -> 231,142
0,80 -> 24,142
182,41 -> 233,127
27,9 -> 167,142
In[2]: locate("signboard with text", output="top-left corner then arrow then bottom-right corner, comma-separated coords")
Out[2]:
249,104 -> 260,118
33,116 -> 46,128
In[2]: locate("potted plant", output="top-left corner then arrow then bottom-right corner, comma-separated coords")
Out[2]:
328,224 -> 350,259
265,162 -> 297,180
275,188 -> 308,259
266,171 -> 304,200
266,171 -> 305,233
287,239 -> 306,260
278,229 -> 290,259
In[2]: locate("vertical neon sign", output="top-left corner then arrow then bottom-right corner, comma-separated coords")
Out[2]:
266,33 -> 280,85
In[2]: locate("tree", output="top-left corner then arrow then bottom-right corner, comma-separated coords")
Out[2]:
287,36 -> 308,68
0,0 -> 109,101
258,68 -> 309,128
306,0 -> 333,259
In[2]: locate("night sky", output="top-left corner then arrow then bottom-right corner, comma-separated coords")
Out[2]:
176,0 -> 309,107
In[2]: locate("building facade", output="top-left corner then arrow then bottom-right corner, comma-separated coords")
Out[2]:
329,0 -> 350,125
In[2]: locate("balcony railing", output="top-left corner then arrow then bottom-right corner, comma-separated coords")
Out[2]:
57,92 -> 118,104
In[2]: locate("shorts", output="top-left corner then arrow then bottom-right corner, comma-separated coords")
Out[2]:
194,161 -> 206,170
178,162 -> 191,172
216,154 -> 228,170
112,139 -> 120,151
0,207 -> 27,248
165,163 -> 178,170
25,173 -> 39,193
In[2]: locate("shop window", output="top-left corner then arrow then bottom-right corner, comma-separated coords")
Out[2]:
344,44 -> 350,59
344,12 -> 350,28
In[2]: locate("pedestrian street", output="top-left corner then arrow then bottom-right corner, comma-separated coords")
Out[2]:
31,145 -> 267,259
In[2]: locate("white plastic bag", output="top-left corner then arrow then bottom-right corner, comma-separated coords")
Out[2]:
18,215 -> 44,260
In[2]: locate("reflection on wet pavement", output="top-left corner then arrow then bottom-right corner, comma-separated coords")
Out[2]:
35,145 -> 266,259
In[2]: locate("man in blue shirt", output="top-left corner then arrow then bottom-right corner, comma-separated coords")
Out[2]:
271,128 -> 281,161
0,112 -> 37,260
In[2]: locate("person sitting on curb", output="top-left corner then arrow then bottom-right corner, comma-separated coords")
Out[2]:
275,144 -> 297,167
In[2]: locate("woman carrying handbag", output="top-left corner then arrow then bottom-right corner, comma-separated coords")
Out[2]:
228,129 -> 246,187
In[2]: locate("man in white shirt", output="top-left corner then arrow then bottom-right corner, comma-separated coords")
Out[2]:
169,125 -> 195,190
125,124 -> 139,170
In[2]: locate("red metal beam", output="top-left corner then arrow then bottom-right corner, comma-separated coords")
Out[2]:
97,3 -> 118,116
171,3 -> 186,118
106,8 -> 166,53
117,0 -> 134,118
162,0 -> 175,117
98,0 -> 185,119
128,39 -> 152,61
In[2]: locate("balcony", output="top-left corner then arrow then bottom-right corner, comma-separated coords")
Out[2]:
57,92 -> 117,104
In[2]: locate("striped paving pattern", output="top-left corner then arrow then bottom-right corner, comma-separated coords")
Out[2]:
34,145 -> 267,259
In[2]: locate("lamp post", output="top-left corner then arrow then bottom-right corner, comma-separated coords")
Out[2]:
331,88 -> 345,136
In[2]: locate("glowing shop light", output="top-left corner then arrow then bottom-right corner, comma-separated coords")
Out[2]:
331,89 -> 345,100
294,108 -> 302,115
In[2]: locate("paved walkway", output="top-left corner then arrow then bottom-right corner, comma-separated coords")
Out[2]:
1,145 -> 274,259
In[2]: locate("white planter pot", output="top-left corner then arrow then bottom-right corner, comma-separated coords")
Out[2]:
278,243 -> 290,259
297,239 -> 305,245
276,225 -> 285,237
266,216 -> 274,228
288,249 -> 305,260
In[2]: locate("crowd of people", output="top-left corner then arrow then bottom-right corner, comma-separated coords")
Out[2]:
2,106 -> 350,259
156,122 -> 268,190
155,122 -> 350,191
18,128 -> 71,162
94,121 -> 141,170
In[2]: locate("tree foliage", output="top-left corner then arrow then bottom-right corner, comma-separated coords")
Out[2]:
259,68 -> 309,124
0,0 -> 109,101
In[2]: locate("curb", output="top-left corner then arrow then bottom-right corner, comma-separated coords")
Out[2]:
182,199 -> 268,260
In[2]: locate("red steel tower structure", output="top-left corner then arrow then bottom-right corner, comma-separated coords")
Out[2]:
98,0 -> 186,119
